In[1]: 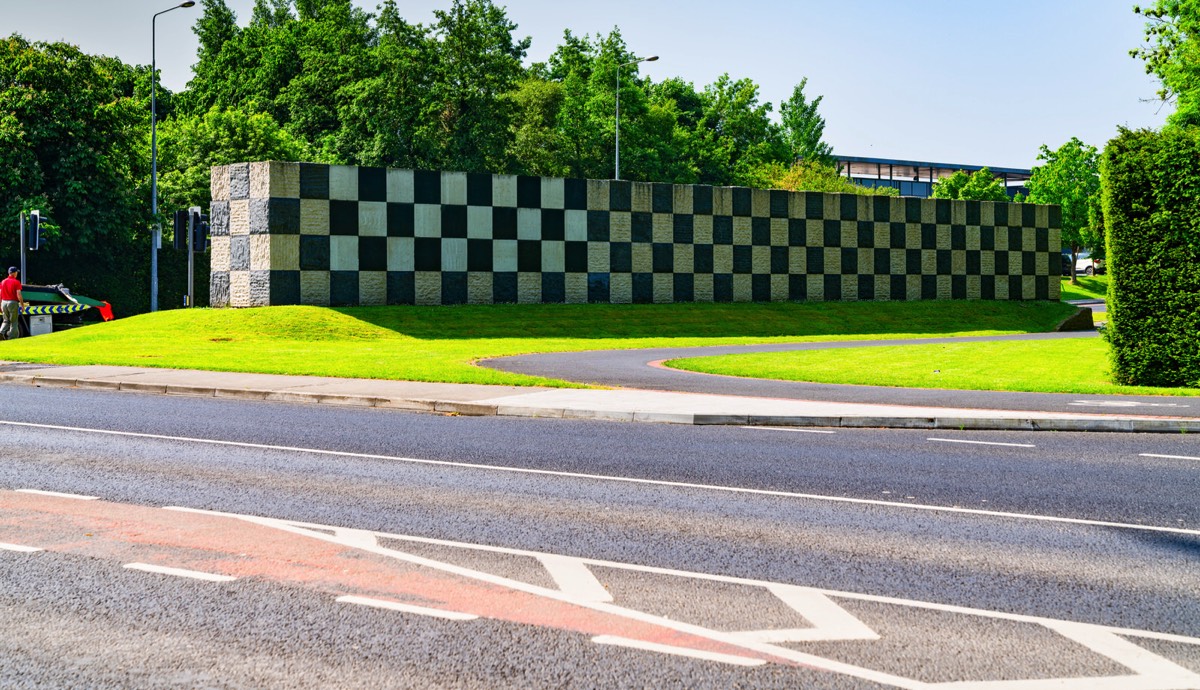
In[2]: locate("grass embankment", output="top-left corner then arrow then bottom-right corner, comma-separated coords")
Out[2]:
1059,275 -> 1109,301
0,301 -> 1075,388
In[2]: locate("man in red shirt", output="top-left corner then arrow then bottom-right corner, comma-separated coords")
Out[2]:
0,267 -> 27,340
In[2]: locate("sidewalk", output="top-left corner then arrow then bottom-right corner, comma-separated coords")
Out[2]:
2,362 -> 1197,433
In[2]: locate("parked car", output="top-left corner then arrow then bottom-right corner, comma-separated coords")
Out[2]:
1061,251 -> 1105,276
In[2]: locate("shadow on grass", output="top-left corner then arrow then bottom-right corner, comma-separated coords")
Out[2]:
334,300 -> 1079,341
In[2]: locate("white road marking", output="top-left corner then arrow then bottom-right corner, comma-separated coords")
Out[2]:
743,426 -> 837,434
1141,453 -> 1200,462
591,635 -> 766,667
0,542 -> 42,553
123,562 -> 236,582
1070,401 -> 1190,408
4,419 -> 1198,538
336,595 -> 479,620
737,585 -> 877,643
15,489 -> 98,501
538,555 -> 614,602
928,438 -> 1036,448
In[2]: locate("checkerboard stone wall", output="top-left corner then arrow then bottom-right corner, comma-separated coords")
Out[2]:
209,161 -> 1062,308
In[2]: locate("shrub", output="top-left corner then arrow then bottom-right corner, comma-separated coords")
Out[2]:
1101,126 -> 1200,386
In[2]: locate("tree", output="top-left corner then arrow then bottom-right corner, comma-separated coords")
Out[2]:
930,168 -> 1009,201
779,78 -> 833,165
762,160 -> 898,196
1025,137 -> 1101,284
1132,1 -> 1200,127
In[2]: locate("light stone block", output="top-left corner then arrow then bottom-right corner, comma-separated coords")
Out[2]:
414,272 -> 441,305
301,271 -> 330,306
210,236 -> 231,272
270,234 -> 299,271
733,275 -> 752,302
751,189 -> 770,217
841,221 -> 857,248
329,165 -> 358,200
771,218 -> 788,247
211,165 -> 230,201
673,185 -> 693,215
652,213 -> 672,243
495,175 -> 518,207
249,161 -> 272,199
493,240 -> 518,272
585,179 -> 608,210
359,272 -> 386,306
565,210 -> 587,242
542,241 -> 564,273
733,217 -> 751,245
610,212 -> 631,242
653,274 -> 672,303
631,243 -> 652,273
330,236 -> 358,271
359,201 -> 387,237
300,199 -> 330,235
229,200 -> 251,237
517,273 -> 540,304
441,171 -> 467,206
541,177 -> 564,209
414,204 -> 441,238
713,245 -> 733,274
752,246 -> 770,273
842,275 -> 858,301
609,273 -> 632,304
565,273 -> 588,303
517,208 -> 541,240
387,168 -> 414,203
467,273 -> 491,304
587,242 -> 608,273
693,215 -> 713,245
442,238 -> 467,272
387,237 -> 414,271
467,206 -> 493,238
230,271 -> 250,308
631,183 -> 653,213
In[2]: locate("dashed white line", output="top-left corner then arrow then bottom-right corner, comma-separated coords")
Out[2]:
538,555 -> 614,603
592,635 -> 766,666
336,595 -> 479,620
744,426 -> 837,434
1141,453 -> 1200,462
123,562 -> 236,582
15,489 -> 99,501
928,438 -> 1036,448
0,542 -> 43,553
4,419 -> 1199,538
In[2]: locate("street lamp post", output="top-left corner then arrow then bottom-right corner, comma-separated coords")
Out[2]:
615,55 -> 658,180
150,1 -> 195,312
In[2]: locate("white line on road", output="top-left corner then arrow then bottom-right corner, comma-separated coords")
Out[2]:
743,426 -> 837,434
591,635 -> 766,667
0,542 -> 43,553
4,419 -> 1199,538
336,595 -> 479,620
123,562 -> 236,582
538,555 -> 614,602
928,438 -> 1036,448
15,489 -> 99,501
1141,453 -> 1200,462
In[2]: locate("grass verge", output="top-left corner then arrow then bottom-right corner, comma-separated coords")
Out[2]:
1060,275 -> 1109,301
667,337 -> 1200,396
0,301 -> 1076,387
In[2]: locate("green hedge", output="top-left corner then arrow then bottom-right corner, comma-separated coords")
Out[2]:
1101,127 -> 1200,386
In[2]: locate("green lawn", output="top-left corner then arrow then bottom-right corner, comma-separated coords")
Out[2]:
0,301 -> 1076,388
666,337 -> 1200,396
1060,275 -> 1109,301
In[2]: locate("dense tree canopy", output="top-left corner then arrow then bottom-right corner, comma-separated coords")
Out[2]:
1025,137 -> 1102,283
930,168 -> 1009,202
1132,0 -> 1200,127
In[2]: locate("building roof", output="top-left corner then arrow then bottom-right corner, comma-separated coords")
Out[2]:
834,155 -> 1032,184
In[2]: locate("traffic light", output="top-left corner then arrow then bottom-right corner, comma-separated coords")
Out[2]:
28,210 -> 41,251
189,209 -> 209,252
173,210 -> 189,251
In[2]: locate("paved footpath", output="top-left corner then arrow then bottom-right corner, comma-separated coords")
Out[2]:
2,339 -> 1197,433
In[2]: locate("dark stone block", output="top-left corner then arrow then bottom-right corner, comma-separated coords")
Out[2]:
966,250 -> 981,275
414,170 -> 440,204
468,239 -> 493,272
1009,274 -> 1024,300
840,194 -> 857,221
632,212 -> 653,243
1023,251 -> 1037,275
229,235 -> 250,271
441,272 -> 468,305
632,273 -> 654,303
841,247 -> 858,275
993,203 -> 1009,227
610,181 -> 632,212
824,274 -> 842,301
806,193 -> 825,220
858,275 -> 875,301
586,211 -> 610,241
414,237 -> 440,271
467,172 -> 493,206
493,207 -> 519,240
807,247 -> 825,273
935,199 -> 951,224
441,205 -> 468,238
1009,227 -> 1024,251
921,274 -> 937,300
673,273 -> 695,302
210,201 -> 230,237
693,244 -> 714,274
565,241 -> 588,273
358,236 -> 386,272
586,273 -> 609,303
789,218 -> 806,246
652,243 -> 674,273
1036,227 -> 1049,252
299,163 -> 329,199
770,190 -> 790,218
1022,204 -> 1036,227
732,188 -> 752,217
752,217 -> 771,246
269,271 -> 301,305
652,183 -> 673,213
249,199 -> 272,235
890,275 -> 907,301
268,198 -> 301,235
789,274 -> 806,301
752,274 -> 771,301
873,196 -> 890,222
824,219 -> 841,248
300,236 -> 330,271
518,175 -> 542,208
733,245 -> 753,274
906,249 -> 922,275
359,167 -> 386,202
1036,276 -> 1050,301
951,224 -> 966,250
229,163 -> 250,200
951,275 -> 967,299
542,273 -> 565,303
693,185 -> 714,215
858,221 -> 874,248
330,271 -> 358,306
387,271 -> 415,305
564,178 -> 587,210
673,215 -> 694,244
905,198 -> 922,223
981,274 -> 996,300
921,223 -> 937,249
980,227 -> 995,251
609,242 -> 632,273
890,222 -> 906,249
713,273 -> 733,302
210,271 -> 230,307
494,272 -> 518,303
1048,205 -> 1062,229
771,246 -> 788,274
936,249 -> 952,275
874,248 -> 890,275
329,200 -> 358,235
388,202 -> 414,237
542,209 -> 565,241
994,251 -> 1009,275
966,200 -> 981,226
713,216 -> 734,244
517,240 -> 542,272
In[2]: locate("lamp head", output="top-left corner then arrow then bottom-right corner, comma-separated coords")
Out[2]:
180,1 -> 196,7
644,55 -> 659,62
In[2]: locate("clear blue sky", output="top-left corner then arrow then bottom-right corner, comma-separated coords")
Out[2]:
6,0 -> 1169,169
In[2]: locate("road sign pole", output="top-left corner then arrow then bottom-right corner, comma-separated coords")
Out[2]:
18,212 -> 25,283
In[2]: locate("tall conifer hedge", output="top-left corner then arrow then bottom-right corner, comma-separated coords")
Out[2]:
1101,127 -> 1200,386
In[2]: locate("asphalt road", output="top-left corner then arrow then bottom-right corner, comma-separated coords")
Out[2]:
482,330 -> 1200,418
0,384 -> 1197,688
